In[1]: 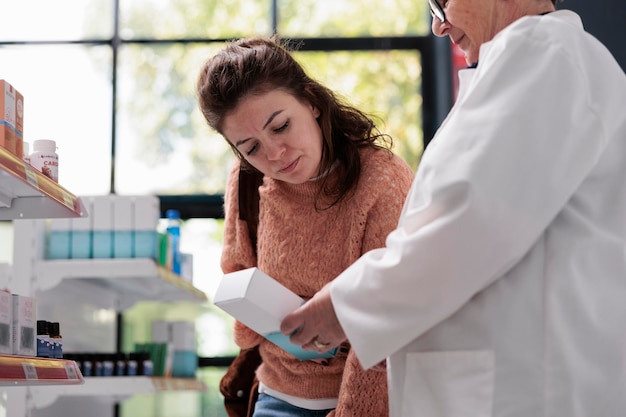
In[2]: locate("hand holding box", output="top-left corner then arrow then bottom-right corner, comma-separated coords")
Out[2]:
214,268 -> 336,360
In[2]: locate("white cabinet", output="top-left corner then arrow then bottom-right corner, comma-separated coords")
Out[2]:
0,147 -> 208,417
12,224 -> 209,417
0,146 -> 87,416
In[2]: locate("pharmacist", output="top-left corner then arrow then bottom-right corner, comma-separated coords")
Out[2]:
281,1 -> 626,417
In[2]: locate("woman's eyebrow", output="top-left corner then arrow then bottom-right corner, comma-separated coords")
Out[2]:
263,109 -> 284,129
235,109 -> 285,147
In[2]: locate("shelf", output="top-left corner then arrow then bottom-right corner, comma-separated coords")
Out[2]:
0,146 -> 87,220
0,355 -> 84,386
28,376 -> 207,409
33,258 -> 208,310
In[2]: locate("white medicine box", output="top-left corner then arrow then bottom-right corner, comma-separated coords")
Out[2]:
0,291 -> 12,354
214,267 -> 336,360
12,294 -> 36,356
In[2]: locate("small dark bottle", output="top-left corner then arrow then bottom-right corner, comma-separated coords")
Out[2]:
93,354 -> 104,377
126,353 -> 138,376
82,354 -> 93,377
36,320 -> 51,358
102,354 -> 114,376
49,322 -> 63,359
114,352 -> 127,376
137,352 -> 153,376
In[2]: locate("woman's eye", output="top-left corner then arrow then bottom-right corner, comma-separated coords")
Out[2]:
246,143 -> 259,156
274,121 -> 289,133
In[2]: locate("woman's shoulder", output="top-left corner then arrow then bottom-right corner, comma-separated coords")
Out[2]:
356,147 -> 414,196
360,147 -> 413,178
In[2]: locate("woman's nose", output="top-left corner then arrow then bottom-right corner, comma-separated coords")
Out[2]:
266,141 -> 286,160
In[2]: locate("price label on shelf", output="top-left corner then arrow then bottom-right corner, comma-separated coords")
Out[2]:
24,166 -> 39,188
61,191 -> 74,209
22,362 -> 38,380
64,363 -> 78,379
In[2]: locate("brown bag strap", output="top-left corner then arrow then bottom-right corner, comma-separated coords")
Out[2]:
223,167 -> 263,417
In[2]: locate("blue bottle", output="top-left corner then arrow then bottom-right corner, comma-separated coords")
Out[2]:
165,209 -> 182,274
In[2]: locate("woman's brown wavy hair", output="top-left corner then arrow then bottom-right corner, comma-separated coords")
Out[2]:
196,35 -> 392,209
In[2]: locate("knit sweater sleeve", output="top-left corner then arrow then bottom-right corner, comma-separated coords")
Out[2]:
330,351 -> 389,417
220,161 -> 265,349
333,150 -> 414,417
360,151 -> 414,255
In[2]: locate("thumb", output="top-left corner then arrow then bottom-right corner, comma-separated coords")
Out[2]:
280,308 -> 304,336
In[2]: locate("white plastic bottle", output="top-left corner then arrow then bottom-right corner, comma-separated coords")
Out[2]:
23,141 -> 31,165
30,139 -> 58,182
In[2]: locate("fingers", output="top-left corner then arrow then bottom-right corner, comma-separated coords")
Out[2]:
286,315 -> 317,347
281,284 -> 347,353
280,307 -> 304,337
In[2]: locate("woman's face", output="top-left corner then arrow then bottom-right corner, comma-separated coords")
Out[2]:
431,0 -> 511,65
222,89 -> 323,185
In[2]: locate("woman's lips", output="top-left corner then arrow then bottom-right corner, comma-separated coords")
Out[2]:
279,157 -> 299,174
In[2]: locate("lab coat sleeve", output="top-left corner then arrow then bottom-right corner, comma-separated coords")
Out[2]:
330,28 -> 608,369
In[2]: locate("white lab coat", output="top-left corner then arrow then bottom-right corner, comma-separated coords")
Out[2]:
330,10 -> 626,417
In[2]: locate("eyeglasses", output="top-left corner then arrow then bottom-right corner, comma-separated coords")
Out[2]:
429,0 -> 446,23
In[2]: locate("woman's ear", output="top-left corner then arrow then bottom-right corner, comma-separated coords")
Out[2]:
311,104 -> 320,118
303,86 -> 320,118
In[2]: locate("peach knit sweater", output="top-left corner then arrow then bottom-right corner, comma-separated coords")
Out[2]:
220,147 -> 414,416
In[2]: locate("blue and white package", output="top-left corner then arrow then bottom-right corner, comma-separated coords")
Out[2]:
214,267 -> 336,360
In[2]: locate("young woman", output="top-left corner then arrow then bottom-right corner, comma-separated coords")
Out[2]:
197,36 -> 414,417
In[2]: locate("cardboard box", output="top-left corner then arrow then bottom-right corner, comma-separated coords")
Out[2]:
133,195 -> 159,259
214,267 -> 336,360
92,195 -> 113,259
47,217 -> 71,259
12,294 -> 36,356
113,195 -> 133,258
0,80 -> 24,159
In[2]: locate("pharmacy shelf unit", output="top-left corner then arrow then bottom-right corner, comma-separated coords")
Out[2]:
0,157 -> 88,417
0,146 -> 87,220
28,376 -> 207,409
0,158 -> 87,388
10,219 -> 209,417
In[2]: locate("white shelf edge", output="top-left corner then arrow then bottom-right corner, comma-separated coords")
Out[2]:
32,258 -> 207,310
28,376 -> 206,409
0,147 -> 87,220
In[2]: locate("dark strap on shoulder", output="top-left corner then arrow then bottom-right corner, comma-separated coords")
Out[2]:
238,168 -> 264,254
